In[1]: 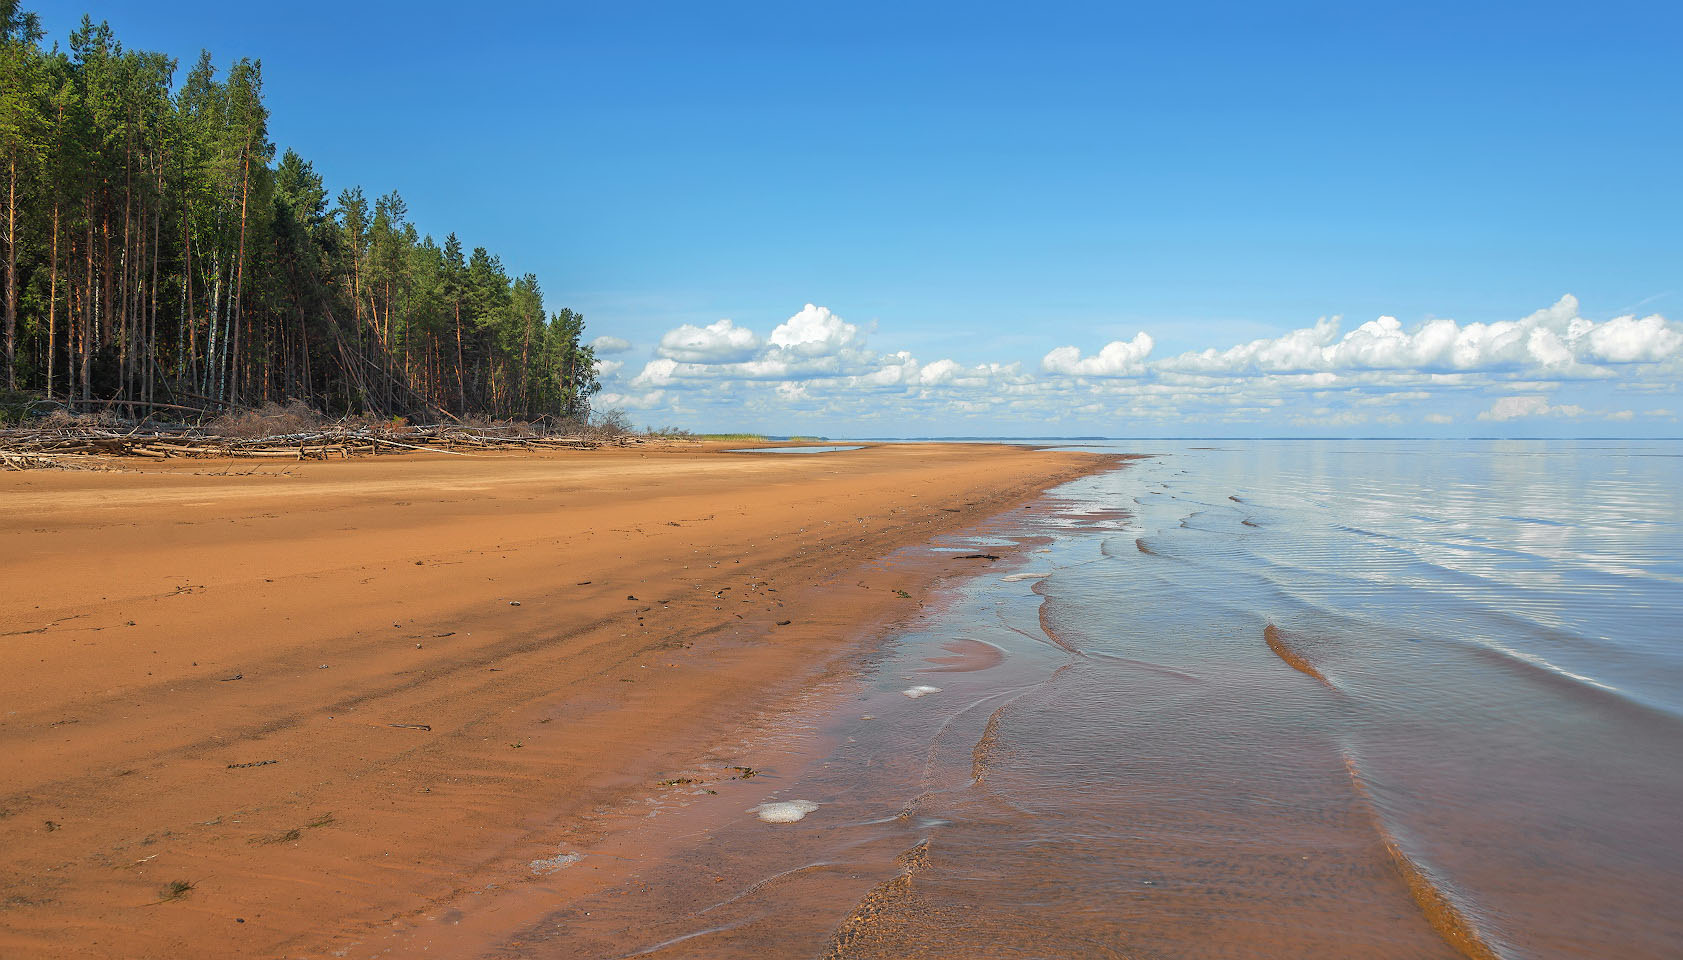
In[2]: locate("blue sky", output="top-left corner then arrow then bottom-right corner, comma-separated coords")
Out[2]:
37,0 -> 1682,435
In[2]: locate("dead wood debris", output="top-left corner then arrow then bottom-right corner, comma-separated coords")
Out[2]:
0,421 -> 679,469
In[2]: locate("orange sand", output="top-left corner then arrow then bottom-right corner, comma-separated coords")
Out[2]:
0,441 -> 1107,958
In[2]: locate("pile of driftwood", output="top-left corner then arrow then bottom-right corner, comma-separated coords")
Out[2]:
0,422 -> 661,470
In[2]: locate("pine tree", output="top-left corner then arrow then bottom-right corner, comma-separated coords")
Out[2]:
0,1 -> 43,387
0,3 -> 602,422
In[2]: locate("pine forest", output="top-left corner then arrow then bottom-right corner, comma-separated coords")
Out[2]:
0,2 -> 601,422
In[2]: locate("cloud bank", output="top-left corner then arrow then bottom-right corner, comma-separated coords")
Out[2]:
1159,296 -> 1682,377
595,295 -> 1683,433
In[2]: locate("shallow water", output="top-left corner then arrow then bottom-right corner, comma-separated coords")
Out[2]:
500,439 -> 1683,958
727,445 -> 866,454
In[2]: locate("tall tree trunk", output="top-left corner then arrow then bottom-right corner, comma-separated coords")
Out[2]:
454,299 -> 466,412
47,201 -> 59,400
521,309 -> 532,418
3,155 -> 16,390
206,256 -> 221,398
81,200 -> 93,404
183,205 -> 198,385
68,259 -> 77,401
101,208 -> 112,351
176,203 -> 188,379
148,195 -> 160,405
120,149 -> 133,403
350,246 -> 361,353
230,150 -> 251,405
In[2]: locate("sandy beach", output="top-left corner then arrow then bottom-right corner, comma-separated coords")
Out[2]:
0,442 -> 1108,959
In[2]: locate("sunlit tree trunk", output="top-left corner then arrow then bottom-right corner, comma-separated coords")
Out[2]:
229,149 -> 250,404
3,154 -> 16,389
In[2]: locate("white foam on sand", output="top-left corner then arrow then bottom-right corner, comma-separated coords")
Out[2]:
1001,572 -> 1049,582
529,850 -> 583,875
750,800 -> 820,823
902,684 -> 942,698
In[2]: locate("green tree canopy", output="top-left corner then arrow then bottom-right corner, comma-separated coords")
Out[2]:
0,2 -> 601,419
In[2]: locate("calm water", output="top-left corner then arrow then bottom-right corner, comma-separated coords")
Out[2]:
726,445 -> 867,454
499,440 -> 1683,959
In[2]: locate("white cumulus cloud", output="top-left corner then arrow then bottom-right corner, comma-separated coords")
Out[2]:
657,319 -> 761,363
1580,312 -> 1683,363
630,357 -> 679,387
590,335 -> 632,354
767,304 -> 864,357
1159,295 -> 1683,377
918,358 -> 961,385
1042,332 -> 1154,377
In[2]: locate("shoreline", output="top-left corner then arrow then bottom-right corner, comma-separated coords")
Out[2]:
356,492 -> 1087,960
0,441 -> 1114,958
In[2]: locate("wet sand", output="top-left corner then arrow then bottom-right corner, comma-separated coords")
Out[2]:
0,441 -> 1109,959
396,443 -> 1683,960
